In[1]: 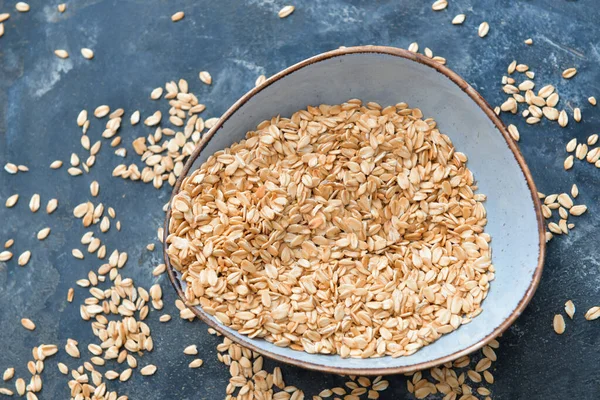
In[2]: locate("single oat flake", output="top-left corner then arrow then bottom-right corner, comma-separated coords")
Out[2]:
562,68 -> 577,79
21,318 -> 36,330
278,5 -> 295,18
452,14 -> 466,25
16,2 -> 30,12
171,11 -> 184,22
431,0 -> 447,11
199,71 -> 212,85
54,49 -> 69,59
255,75 -> 266,87
81,48 -> 94,59
565,300 -> 575,319
478,22 -> 489,38
585,306 -> 600,321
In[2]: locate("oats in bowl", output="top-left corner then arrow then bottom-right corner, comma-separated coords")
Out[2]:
166,99 -> 493,359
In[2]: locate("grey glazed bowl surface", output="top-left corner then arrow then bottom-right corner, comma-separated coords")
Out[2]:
164,46 -> 545,375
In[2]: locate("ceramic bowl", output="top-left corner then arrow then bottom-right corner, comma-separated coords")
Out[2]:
164,46 -> 545,375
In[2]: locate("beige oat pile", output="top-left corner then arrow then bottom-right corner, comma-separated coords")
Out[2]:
168,99 -> 493,358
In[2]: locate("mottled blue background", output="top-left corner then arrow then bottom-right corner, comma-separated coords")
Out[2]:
1,0 -> 599,398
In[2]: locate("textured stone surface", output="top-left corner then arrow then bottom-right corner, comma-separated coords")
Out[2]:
1,0 -> 599,398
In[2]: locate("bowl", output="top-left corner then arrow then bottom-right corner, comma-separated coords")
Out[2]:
163,46 -> 545,375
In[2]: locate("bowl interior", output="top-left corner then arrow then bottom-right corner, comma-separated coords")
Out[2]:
167,48 -> 543,374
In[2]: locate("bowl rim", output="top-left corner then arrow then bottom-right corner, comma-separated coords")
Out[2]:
163,45 -> 546,375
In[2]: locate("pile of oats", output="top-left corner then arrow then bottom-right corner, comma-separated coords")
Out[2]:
213,329 -> 391,400
496,60 -> 581,131
167,99 -> 494,358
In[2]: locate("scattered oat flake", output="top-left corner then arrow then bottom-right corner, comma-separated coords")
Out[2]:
278,5 -> 295,18
16,2 -> 30,12
255,75 -> 266,87
5,194 -> 19,208
76,110 -> 88,127
50,160 -> 64,170
452,14 -> 465,25
29,194 -> 40,212
507,60 -> 517,74
507,124 -> 520,141
68,167 -> 82,176
72,249 -> 84,259
140,365 -> 157,376
94,105 -> 110,118
2,368 -> 14,381
90,181 -> 100,197
570,205 -> 587,216
21,318 -> 35,330
205,117 -> 219,128
54,49 -> 69,59
46,199 -> 58,214
144,110 -> 162,126
130,110 -> 140,125
81,48 -> 94,59
199,71 -> 212,85
171,11 -> 184,22
151,87 -> 163,100
431,0 -> 447,11
159,314 -> 171,322
558,110 -> 568,127
153,263 -> 166,276
65,342 -> 80,358
0,251 -> 12,261
58,3 -> 66,12
565,300 -> 575,319
15,377 -> 25,395
562,68 -> 577,79
179,308 -> 195,320
478,22 -> 489,38
585,306 -> 600,321
571,184 -> 579,198
4,163 -> 18,174
18,251 -> 31,266
557,193 -> 573,209
37,227 -> 51,240
432,55 -> 446,64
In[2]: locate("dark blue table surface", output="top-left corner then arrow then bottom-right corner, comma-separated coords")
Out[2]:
1,1 -> 599,399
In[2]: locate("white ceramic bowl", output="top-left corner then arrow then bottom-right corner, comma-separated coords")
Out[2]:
164,46 -> 545,375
